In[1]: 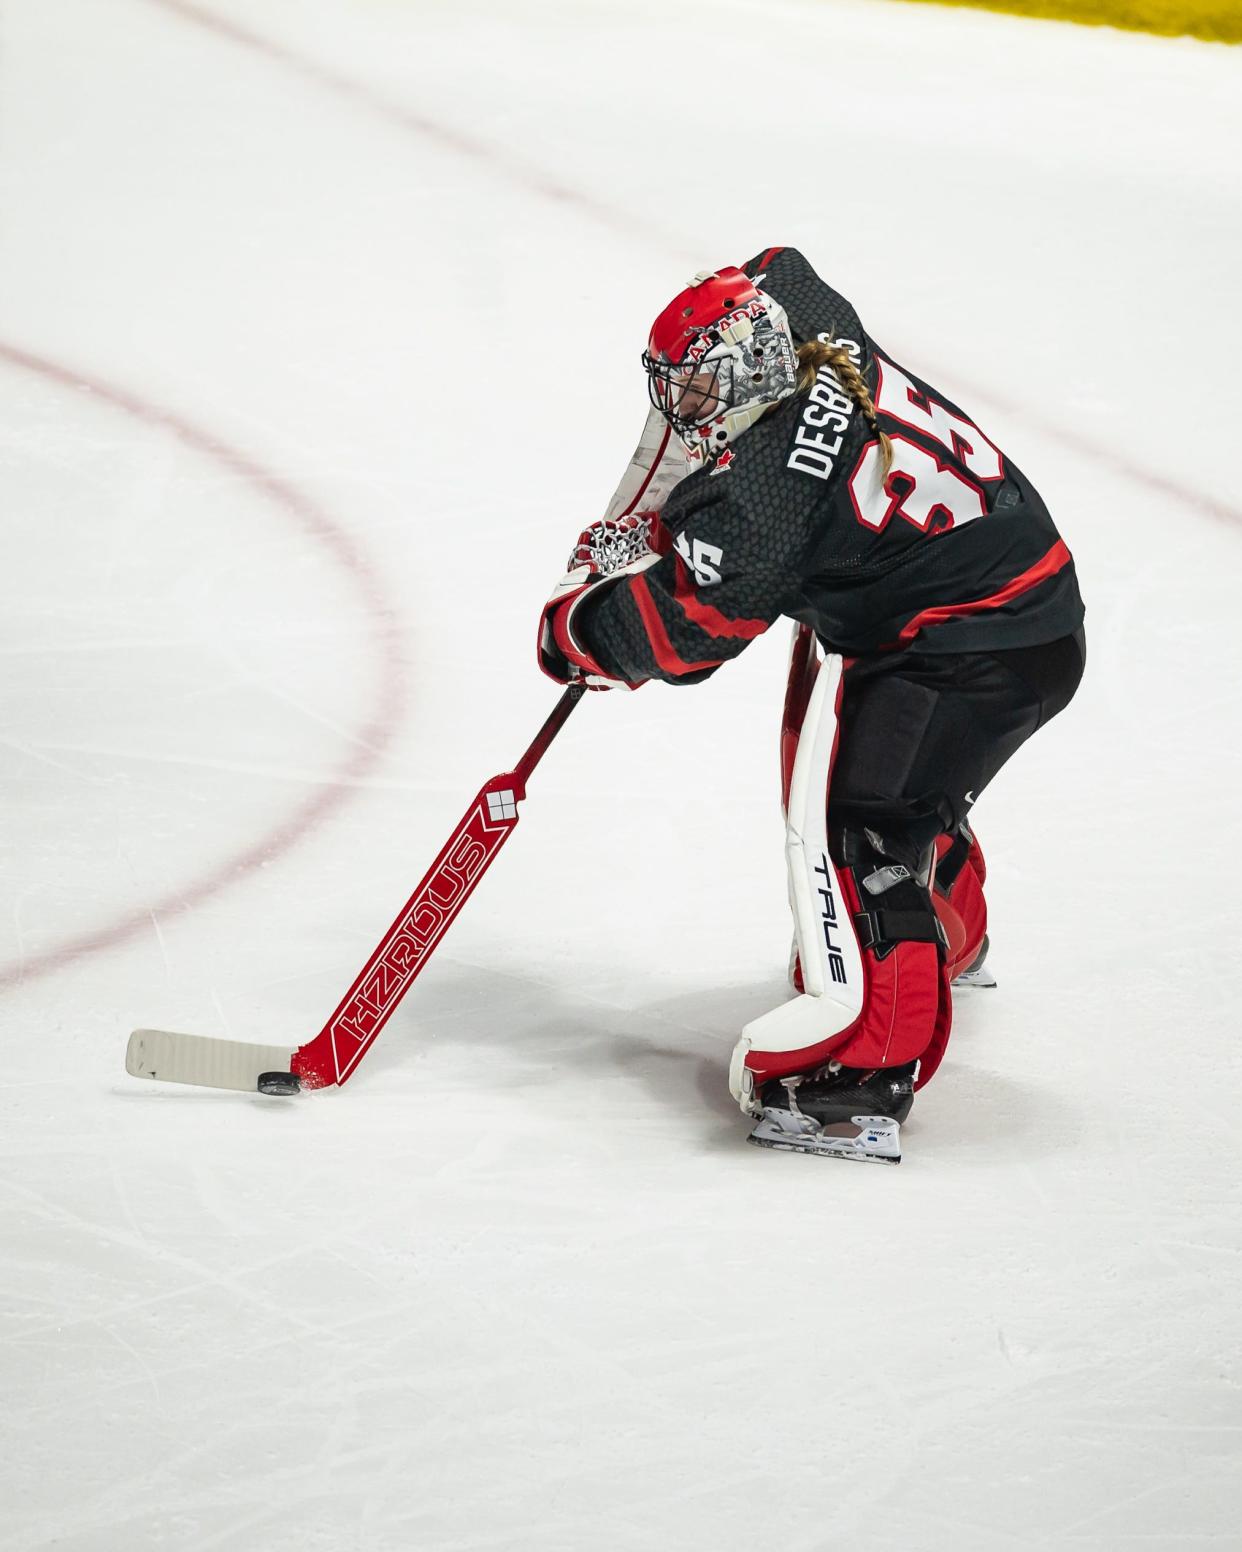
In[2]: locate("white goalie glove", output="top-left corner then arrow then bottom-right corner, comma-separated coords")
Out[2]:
537,513 -> 660,690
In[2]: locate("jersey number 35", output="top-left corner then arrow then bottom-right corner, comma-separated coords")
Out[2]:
849,357 -> 1004,536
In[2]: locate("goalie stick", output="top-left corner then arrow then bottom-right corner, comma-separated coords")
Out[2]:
126,685 -> 584,1096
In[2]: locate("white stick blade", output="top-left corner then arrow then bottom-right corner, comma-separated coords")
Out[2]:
126,1029 -> 297,1093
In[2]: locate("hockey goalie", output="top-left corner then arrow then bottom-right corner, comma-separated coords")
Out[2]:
538,247 -> 1085,1163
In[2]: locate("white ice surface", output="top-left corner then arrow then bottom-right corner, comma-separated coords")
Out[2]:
2,1 -> 1240,1547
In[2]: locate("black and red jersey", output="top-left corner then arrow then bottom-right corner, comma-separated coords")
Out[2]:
575,246 -> 1084,686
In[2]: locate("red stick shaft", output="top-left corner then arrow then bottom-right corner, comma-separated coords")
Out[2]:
291,686 -> 584,1088
515,683 -> 584,785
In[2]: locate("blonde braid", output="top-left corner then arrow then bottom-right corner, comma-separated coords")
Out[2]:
795,339 -> 893,477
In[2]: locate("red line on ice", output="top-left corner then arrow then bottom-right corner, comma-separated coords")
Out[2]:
142,0 -> 645,244
143,0 -> 1242,535
0,341 -> 406,990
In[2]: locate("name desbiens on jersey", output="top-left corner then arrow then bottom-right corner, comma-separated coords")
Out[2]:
787,334 -> 861,482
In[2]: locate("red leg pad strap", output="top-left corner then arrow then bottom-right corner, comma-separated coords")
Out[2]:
967,832 -> 987,886
914,961 -> 953,1089
934,832 -> 988,980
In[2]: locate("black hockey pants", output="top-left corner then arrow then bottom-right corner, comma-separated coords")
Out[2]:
828,628 -> 1086,848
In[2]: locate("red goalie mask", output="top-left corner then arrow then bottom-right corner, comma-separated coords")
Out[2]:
642,267 -> 798,452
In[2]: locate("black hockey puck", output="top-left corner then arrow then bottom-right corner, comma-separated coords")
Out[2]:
257,1071 -> 302,1096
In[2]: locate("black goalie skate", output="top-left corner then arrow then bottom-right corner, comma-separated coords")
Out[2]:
747,1061 -> 917,1164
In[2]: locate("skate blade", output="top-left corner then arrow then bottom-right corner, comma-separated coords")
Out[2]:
953,963 -> 997,989
747,1110 -> 902,1164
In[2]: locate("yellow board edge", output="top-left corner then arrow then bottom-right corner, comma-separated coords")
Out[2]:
897,0 -> 1242,44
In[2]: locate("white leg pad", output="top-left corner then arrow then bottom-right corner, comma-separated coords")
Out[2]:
731,651 -> 866,1111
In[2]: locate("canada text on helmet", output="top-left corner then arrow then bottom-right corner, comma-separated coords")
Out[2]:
641,266 -> 798,452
